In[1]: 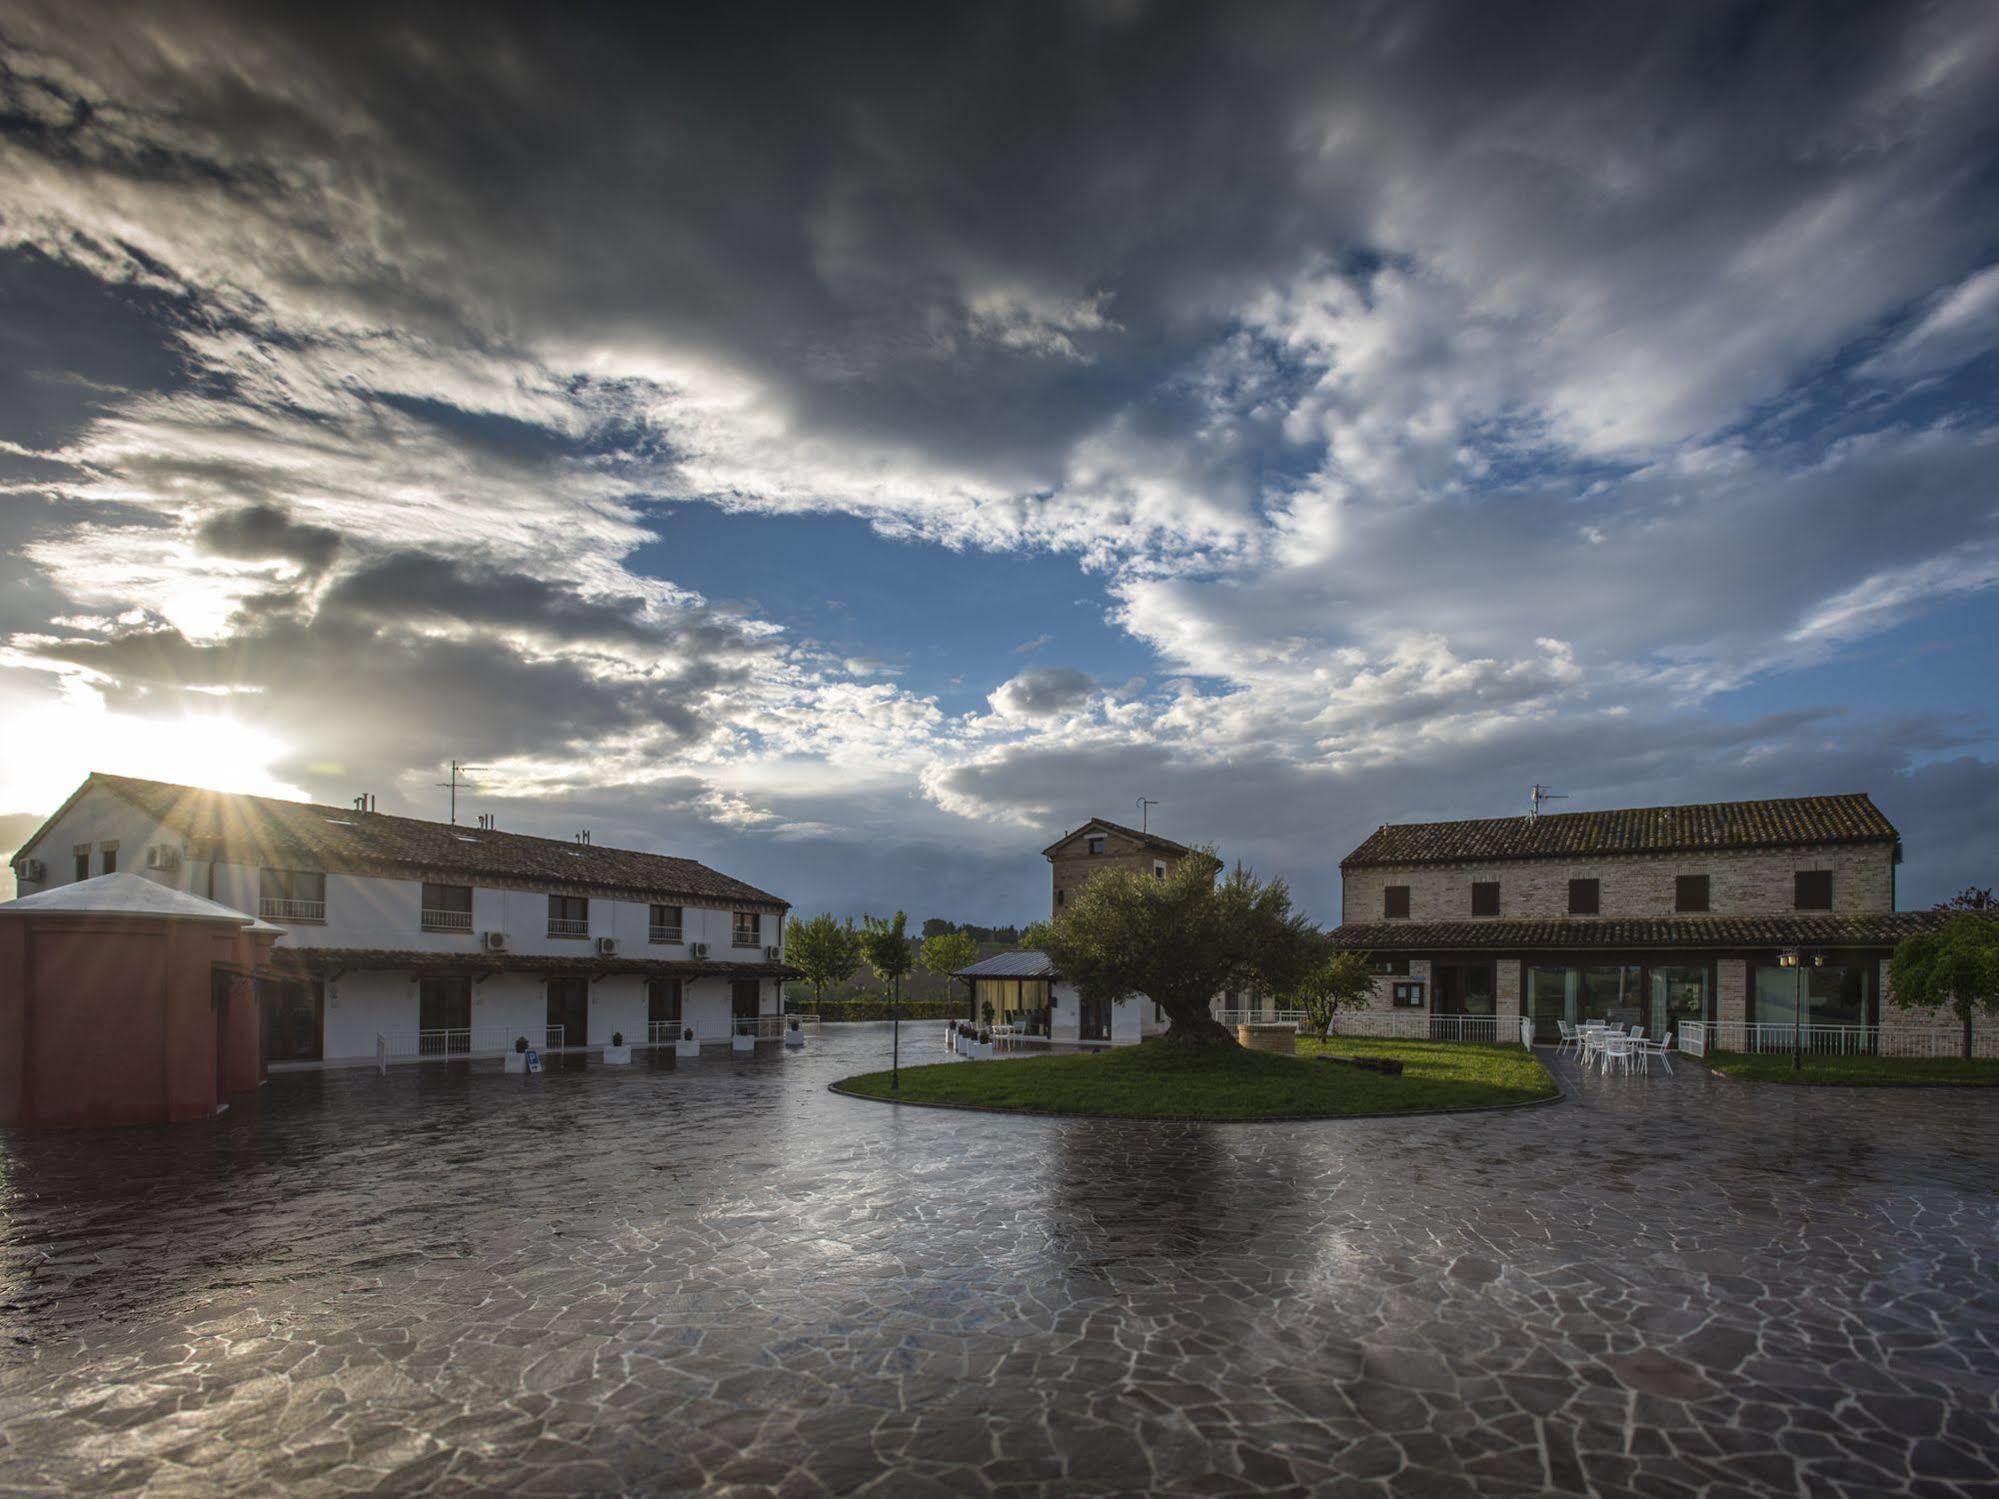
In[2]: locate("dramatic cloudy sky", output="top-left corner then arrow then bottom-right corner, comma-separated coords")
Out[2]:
3,0 -> 1997,918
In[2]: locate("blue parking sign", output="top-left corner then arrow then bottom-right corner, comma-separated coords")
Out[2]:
525,1049 -> 542,1073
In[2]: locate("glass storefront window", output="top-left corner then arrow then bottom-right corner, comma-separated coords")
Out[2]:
1752,964 -> 1871,1029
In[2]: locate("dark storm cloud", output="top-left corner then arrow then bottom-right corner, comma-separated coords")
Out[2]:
195,502 -> 343,574
3,1 -> 1998,916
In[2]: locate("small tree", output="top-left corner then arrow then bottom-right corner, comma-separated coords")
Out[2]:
920,929 -> 981,1015
1037,848 -> 1319,1047
1890,915 -> 1999,1060
859,911 -> 914,1087
787,913 -> 860,1006
1291,948 -> 1379,1042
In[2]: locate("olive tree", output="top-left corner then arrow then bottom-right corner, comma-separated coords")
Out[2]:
1890,914 -> 1999,1060
1036,848 -> 1319,1047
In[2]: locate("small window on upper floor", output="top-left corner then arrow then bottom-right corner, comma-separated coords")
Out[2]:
1675,874 -> 1710,913
1568,878 -> 1600,915
1086,834 -> 1106,857
260,868 -> 326,922
547,892 -> 589,937
650,903 -> 684,943
1153,860 -> 1167,879
1470,881 -> 1500,917
1794,870 -> 1833,911
421,883 -> 474,932
1055,887 -> 1066,908
733,910 -> 762,948
1384,885 -> 1411,919
100,844 -> 118,875
74,845 -> 90,883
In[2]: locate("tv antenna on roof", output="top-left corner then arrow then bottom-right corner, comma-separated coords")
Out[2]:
437,759 -> 487,825
1529,783 -> 1568,819
1136,796 -> 1161,833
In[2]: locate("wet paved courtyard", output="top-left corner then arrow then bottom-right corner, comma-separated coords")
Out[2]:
1,1024 -> 1995,1497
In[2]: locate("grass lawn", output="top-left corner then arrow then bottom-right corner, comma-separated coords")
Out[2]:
1706,1050 -> 1999,1086
833,1035 -> 1558,1120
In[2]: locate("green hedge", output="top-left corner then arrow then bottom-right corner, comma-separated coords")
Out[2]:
787,998 -> 967,1022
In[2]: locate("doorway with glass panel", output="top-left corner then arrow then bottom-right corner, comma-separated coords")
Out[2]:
1431,962 -> 1496,1038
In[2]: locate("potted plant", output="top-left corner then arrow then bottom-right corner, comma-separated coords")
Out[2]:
603,1028 -> 632,1065
505,1034 -> 530,1074
784,1017 -> 805,1049
675,1023 -> 699,1060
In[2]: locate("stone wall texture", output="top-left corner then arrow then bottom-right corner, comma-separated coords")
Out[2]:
1049,827 -> 1186,918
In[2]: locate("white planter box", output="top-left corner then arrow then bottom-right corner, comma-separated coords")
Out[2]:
783,1028 -> 805,1049
674,1038 -> 699,1059
504,1050 -> 528,1074
731,1034 -> 755,1053
601,1045 -> 631,1065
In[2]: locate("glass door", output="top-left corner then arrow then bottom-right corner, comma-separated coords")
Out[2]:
545,977 -> 588,1050
1647,964 -> 1709,1044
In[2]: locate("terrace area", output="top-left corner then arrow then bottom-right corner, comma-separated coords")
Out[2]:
1,1025 -> 1994,1495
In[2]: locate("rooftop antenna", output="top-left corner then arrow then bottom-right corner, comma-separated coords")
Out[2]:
436,760 -> 486,826
1136,796 -> 1161,833
1529,783 -> 1569,819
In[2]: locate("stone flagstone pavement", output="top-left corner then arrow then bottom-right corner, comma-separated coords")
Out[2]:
0,1023 -> 1994,1496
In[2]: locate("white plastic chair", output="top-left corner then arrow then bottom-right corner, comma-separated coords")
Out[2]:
1636,1034 -> 1675,1075
1597,1034 -> 1633,1075
1556,1020 -> 1578,1056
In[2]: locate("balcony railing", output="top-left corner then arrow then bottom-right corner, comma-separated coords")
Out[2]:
733,1014 -> 786,1039
731,932 -> 761,948
546,917 -> 590,938
259,897 -> 326,923
648,925 -> 684,945
421,908 -> 473,933
649,1019 -> 686,1044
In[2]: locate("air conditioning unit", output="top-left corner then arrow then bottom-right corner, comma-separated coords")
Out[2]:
595,936 -> 619,957
764,944 -> 781,961
688,941 -> 710,959
18,858 -> 45,883
145,843 -> 181,871
483,931 -> 509,951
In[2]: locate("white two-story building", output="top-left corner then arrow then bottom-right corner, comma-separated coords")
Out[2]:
9,773 -> 797,1063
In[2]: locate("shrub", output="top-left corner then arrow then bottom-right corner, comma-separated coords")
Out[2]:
514,1036 -> 528,1053
682,1026 -> 694,1041
611,1031 -> 624,1047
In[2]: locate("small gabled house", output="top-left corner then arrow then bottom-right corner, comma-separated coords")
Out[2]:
9,772 -> 800,1063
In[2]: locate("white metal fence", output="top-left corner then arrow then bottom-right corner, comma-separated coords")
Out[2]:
393,1024 -> 566,1058
1689,1021 -> 1997,1059
733,1014 -> 787,1039
1329,1011 -> 1507,1045
1211,1008 -> 1307,1028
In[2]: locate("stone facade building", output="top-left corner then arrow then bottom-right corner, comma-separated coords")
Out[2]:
1331,792 -> 1981,1047
1043,818 -> 1193,914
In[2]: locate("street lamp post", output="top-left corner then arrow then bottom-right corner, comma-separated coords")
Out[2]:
1776,947 -> 1825,1073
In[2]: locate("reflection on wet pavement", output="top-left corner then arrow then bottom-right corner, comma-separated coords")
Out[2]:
1,1023 -> 1994,1496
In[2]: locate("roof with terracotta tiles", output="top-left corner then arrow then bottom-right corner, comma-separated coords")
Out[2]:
21,772 -> 788,909
1340,793 -> 1898,869
1040,817 -> 1193,859
1329,911 -> 1961,952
